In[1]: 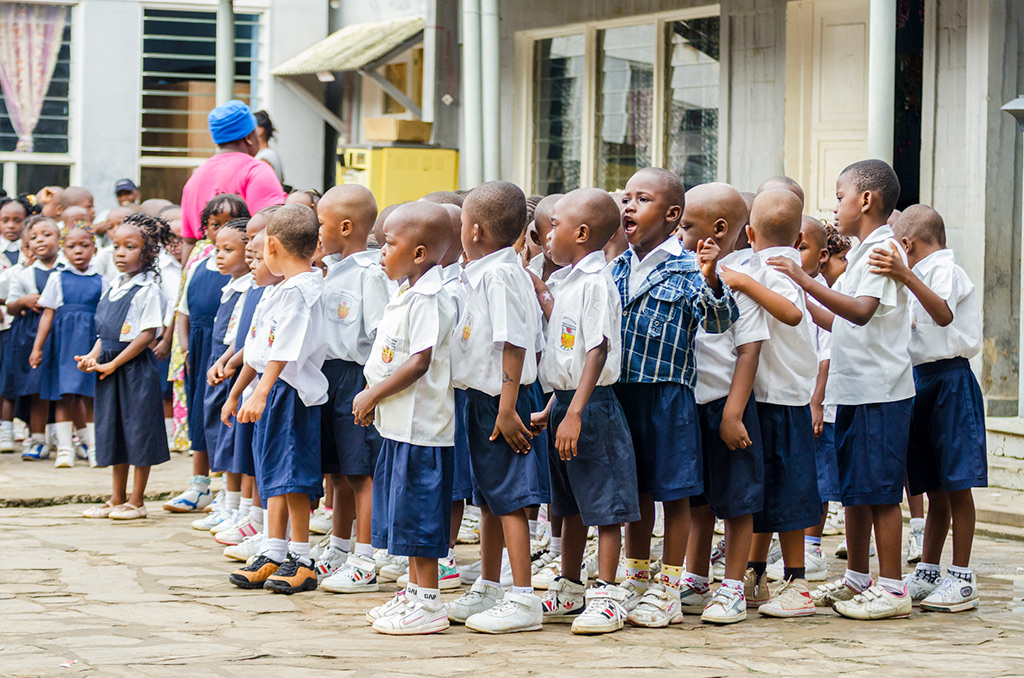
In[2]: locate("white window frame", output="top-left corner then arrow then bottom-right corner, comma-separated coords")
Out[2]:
513,4 -> 722,193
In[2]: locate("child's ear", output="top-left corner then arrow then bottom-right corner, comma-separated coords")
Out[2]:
745,223 -> 755,245
340,219 -> 353,237
529,227 -> 541,246
817,247 -> 829,269
901,236 -> 913,254
471,223 -> 482,242
666,204 -> 682,225
713,218 -> 729,240
860,190 -> 873,214
576,223 -> 589,244
413,244 -> 427,263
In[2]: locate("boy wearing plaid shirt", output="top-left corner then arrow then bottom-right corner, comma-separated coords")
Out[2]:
611,168 -> 738,628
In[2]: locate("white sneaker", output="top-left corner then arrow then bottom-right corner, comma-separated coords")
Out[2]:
373,548 -> 395,572
461,552 -> 513,588
214,516 -> 260,546
758,577 -> 816,617
205,488 -> 223,514
465,591 -> 543,634
322,554 -> 379,593
366,590 -> 410,623
920,575 -> 979,613
572,585 -> 628,635
209,509 -> 242,535
396,553 -> 462,590
904,570 -> 940,605
310,535 -> 332,562
906,523 -> 924,564
811,577 -> 866,607
710,538 -> 726,581
679,578 -> 713,613
373,600 -> 449,635
531,550 -> 556,578
163,476 -> 213,513
626,583 -> 683,627
766,546 -> 829,582
0,428 -> 13,453
701,585 -> 746,624
460,558 -> 482,585
378,555 -> 409,582
823,502 -> 845,535
224,532 -> 265,562
540,576 -> 585,623
617,579 -> 646,613
766,535 -> 782,567
313,546 -> 349,582
653,503 -> 665,538
20,442 -> 50,461
833,584 -> 912,620
835,537 -> 875,559
191,508 -> 231,531
714,518 -> 726,535
309,507 -> 333,535
457,512 -> 481,544
447,579 -> 504,623
53,447 -> 74,468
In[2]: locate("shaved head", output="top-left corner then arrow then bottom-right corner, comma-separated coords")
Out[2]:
319,184 -> 378,234
801,215 -> 827,251
385,201 -> 452,262
680,182 -> 748,252
533,194 -> 562,236
892,204 -> 945,247
60,186 -> 93,209
441,203 -> 463,265
750,189 -> 803,248
555,188 -> 622,249
757,176 -> 805,206
632,167 -> 685,208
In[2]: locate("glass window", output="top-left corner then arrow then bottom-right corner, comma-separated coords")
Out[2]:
664,17 -> 720,189
141,10 -> 261,158
595,24 -> 655,192
532,34 -> 584,195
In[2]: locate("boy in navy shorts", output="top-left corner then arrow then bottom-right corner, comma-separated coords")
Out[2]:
772,159 -> 914,620
868,205 -> 986,612
447,181 -> 546,634
315,185 -> 391,593
611,168 -> 738,628
355,201 -> 457,635
531,188 -> 640,635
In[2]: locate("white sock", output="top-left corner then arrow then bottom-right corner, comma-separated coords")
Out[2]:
224,490 -> 241,512
354,542 -> 373,558
330,535 -> 352,553
55,421 -> 73,450
262,510 -> 270,537
265,537 -> 287,563
289,540 -> 311,566
80,423 -> 96,449
948,564 -> 973,582
418,586 -> 442,610
0,421 -> 12,436
910,517 -> 925,531
529,519 -> 542,540
915,562 -> 940,578
447,547 -> 457,560
721,578 -> 743,592
164,418 -> 174,437
683,571 -> 710,592
549,536 -> 562,555
878,576 -> 905,595
249,504 -> 263,524
479,579 -> 501,589
406,583 -> 419,597
511,585 -> 534,596
45,422 -> 55,443
844,569 -> 872,592
239,496 -> 252,516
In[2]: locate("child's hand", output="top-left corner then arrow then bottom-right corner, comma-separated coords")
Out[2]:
153,336 -> 172,361
352,388 -> 377,427
554,411 -> 581,461
207,362 -> 224,386
491,408 -> 532,454
529,410 -> 549,435
221,394 -> 238,426
29,347 -> 42,369
93,361 -> 117,380
696,238 -> 721,285
811,401 -> 824,438
868,242 -> 911,283
238,392 -> 266,423
24,294 -> 41,313
222,362 -> 238,381
719,414 -> 752,451
767,255 -> 812,288
719,266 -> 753,294
75,353 -> 98,372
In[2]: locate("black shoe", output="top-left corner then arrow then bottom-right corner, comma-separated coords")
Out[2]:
229,554 -> 282,589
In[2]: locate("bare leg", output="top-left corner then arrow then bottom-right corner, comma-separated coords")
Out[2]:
749,532 -> 773,562
286,493 -> 312,545
597,524 -> 621,583
29,397 -> 47,435
560,513 -> 587,580
498,508 -> 532,588
128,465 -> 151,506
624,493 -> 655,560
907,488 -> 925,519
724,514 -> 754,582
871,504 -> 903,580
192,450 -> 210,477
225,471 -> 241,493
267,495 -> 288,540
778,529 -> 805,571
947,489 -> 976,568
330,474 -> 355,539
251,480 -> 260,511
661,497 -> 691,569
324,475 -> 334,509
921,489 -> 950,565
346,474 -> 373,545
241,474 -> 252,500
479,506 -> 505,582
450,500 -> 464,549
411,556 -> 439,589
111,463 -> 130,505
70,396 -> 86,430
845,505 -> 873,574
550,512 -> 563,538
806,502 -> 828,539
685,504 -> 715,578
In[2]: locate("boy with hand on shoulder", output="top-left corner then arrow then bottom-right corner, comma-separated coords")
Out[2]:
447,181 -> 546,635
314,185 -> 391,594
224,205 -> 328,595
531,189 -> 640,635
868,205 -> 986,613
526,194 -> 563,282
770,159 -> 914,620
354,201 -> 458,635
610,168 -> 738,628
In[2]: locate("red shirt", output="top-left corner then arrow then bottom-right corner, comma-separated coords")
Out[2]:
180,152 -> 286,239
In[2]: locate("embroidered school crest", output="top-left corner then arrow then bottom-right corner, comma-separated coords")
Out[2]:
121,321 -> 131,335
226,314 -> 237,338
250,322 -> 256,339
560,318 -> 577,350
382,336 -> 397,364
267,322 -> 276,347
461,315 -> 473,342
337,300 -> 351,320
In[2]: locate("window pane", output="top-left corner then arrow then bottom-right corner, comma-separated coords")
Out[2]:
595,24 -> 655,191
16,163 -> 70,195
532,34 -> 584,195
665,17 -> 720,189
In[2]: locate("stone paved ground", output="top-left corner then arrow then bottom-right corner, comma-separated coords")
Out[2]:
2,453 -> 1024,677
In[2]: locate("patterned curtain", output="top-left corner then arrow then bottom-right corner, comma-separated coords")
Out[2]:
0,3 -> 68,152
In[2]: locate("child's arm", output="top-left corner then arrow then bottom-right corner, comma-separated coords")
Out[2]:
153,317 -> 174,361
806,300 -> 835,332
719,341 -> 761,450
493,343 -> 533,453
352,348 -> 433,426
237,360 -> 286,424
177,313 -> 190,369
528,270 -> 555,321
869,242 -> 953,326
531,393 -> 555,435
811,359 -> 828,438
89,328 -> 157,380
553,339 -> 607,460
696,238 -> 724,296
7,293 -> 40,316
28,308 -> 55,369
75,339 -> 101,372
207,342 -> 235,386
719,267 -> 802,327
768,255 -> 880,326
221,363 -> 257,426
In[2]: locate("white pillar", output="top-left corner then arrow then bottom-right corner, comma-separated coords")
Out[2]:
461,0 -> 484,187
481,0 -> 500,181
216,0 -> 235,105
866,0 -> 895,162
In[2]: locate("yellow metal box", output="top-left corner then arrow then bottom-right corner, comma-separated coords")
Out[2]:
338,145 -> 459,208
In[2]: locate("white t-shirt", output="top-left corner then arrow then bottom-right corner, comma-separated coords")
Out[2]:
364,265 -> 456,447
244,271 -> 328,407
908,248 -> 981,366
809,273 -> 835,424
451,247 -> 543,396
321,251 -> 391,364
825,225 -> 914,406
539,251 -> 621,391
38,265 -> 107,309
102,272 -> 165,342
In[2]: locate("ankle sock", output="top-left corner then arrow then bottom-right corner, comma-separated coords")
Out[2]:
80,423 -> 95,449
625,558 -> 650,589
224,490 -> 241,512
915,562 -> 940,582
910,517 -> 925,531
330,535 -> 351,553
511,585 -> 533,596
406,583 -> 419,597
265,537 -> 287,563
354,542 -> 373,559
418,586 -> 442,610
804,535 -> 822,548
661,564 -> 683,590
748,561 -> 767,579
0,421 -> 12,436
549,536 -> 562,555
683,571 -> 710,593
54,421 -> 73,450
948,564 -> 973,582
878,576 -> 905,595
289,541 -> 311,566
844,569 -> 871,592
783,567 -> 806,581
239,497 -> 252,516
721,578 -> 743,592
479,579 -> 501,589
249,504 -> 263,525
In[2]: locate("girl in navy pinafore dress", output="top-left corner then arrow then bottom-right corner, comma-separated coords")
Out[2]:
0,216 -> 61,461
30,224 -> 105,468
79,213 -> 173,521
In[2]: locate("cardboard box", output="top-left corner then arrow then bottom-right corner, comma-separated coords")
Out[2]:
363,118 -> 433,143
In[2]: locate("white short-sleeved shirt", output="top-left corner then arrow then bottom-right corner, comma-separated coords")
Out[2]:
451,247 -> 543,396
747,246 -> 819,406
93,245 -> 118,280
321,251 -> 391,364
0,237 -> 22,272
0,262 -> 25,332
38,265 -> 108,309
364,265 -> 456,446
694,249 -> 770,405
441,261 -> 466,324
158,250 -> 183,327
808,273 -> 835,423
826,225 -> 914,406
244,271 -> 328,407
102,271 -> 166,342
908,248 -> 981,365
539,251 -> 622,391
176,255 -> 219,316
8,260 -> 59,302
218,273 -> 252,347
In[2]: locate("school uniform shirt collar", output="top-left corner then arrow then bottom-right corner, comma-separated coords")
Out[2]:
159,250 -> 182,271
0,237 -> 19,251
561,250 -> 607,283
63,264 -> 101,277
110,271 -> 156,294
461,246 -> 518,289
912,247 -> 955,277
402,264 -> 444,297
528,253 -> 545,279
847,224 -> 894,269
441,261 -> 462,284
221,272 -> 252,302
278,270 -> 323,308
748,245 -> 800,269
324,249 -> 379,273
629,234 -> 682,266
29,259 -> 59,272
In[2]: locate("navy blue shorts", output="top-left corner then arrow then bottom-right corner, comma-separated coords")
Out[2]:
754,403 -> 821,533
452,389 -> 474,501
547,387 -> 640,526
527,381 -> 552,503
227,414 -> 256,477
835,398 -> 914,506
251,379 -> 323,500
203,367 -> 232,473
815,422 -> 841,503
371,439 -> 454,559
692,395 -> 764,520
320,359 -> 382,476
612,381 -> 702,502
466,388 -> 544,515
908,358 -> 987,495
